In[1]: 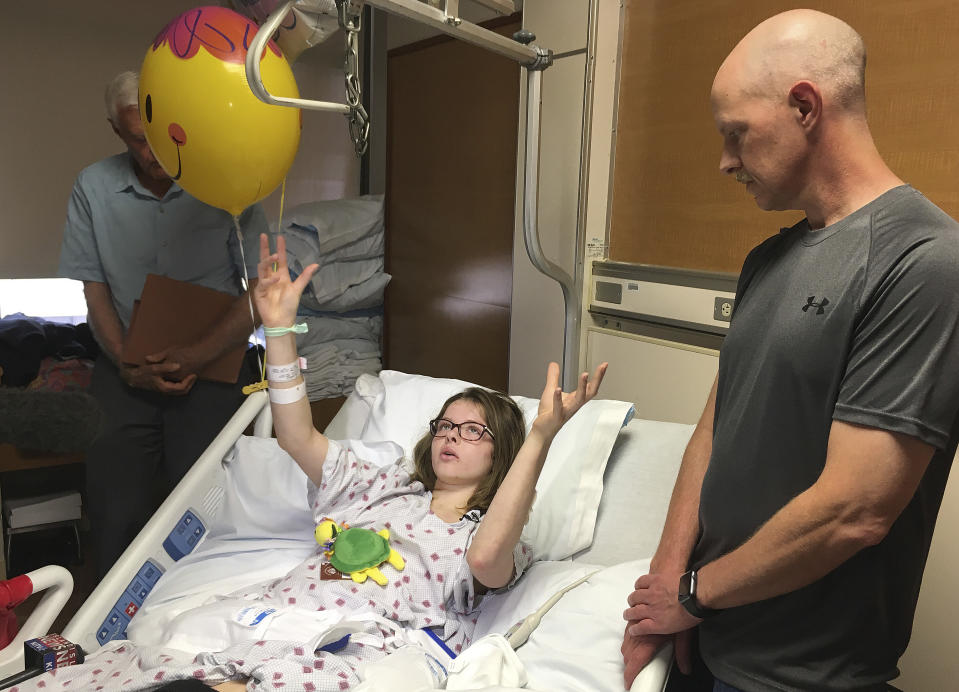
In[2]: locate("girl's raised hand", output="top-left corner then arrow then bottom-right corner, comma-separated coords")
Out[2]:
253,233 -> 319,328
532,361 -> 608,439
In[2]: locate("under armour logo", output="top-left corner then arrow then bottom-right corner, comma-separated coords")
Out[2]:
802,296 -> 830,315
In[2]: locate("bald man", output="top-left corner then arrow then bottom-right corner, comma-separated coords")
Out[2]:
621,10 -> 959,692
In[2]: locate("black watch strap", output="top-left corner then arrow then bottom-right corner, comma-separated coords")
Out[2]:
678,569 -> 718,619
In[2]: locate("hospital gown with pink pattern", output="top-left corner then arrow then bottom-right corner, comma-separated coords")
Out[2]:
13,440 -> 532,691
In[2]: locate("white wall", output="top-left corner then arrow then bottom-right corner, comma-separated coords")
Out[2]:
262,31 -> 362,219
0,1 -> 359,281
1,1 -> 194,279
896,455 -> 959,688
585,327 -> 717,423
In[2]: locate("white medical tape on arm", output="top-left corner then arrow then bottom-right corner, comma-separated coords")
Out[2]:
268,382 -> 307,404
266,360 -> 301,383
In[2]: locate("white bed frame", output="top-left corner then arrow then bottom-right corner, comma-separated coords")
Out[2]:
59,391 -> 272,657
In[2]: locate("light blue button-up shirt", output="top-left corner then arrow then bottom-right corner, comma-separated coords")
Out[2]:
58,153 -> 267,330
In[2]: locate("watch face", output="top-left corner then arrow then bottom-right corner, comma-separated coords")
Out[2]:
678,570 -> 694,600
678,569 -> 714,618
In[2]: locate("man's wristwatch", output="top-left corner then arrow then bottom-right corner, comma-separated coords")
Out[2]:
678,569 -> 718,619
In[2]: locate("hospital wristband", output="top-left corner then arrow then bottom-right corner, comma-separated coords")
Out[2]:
268,382 -> 307,405
263,323 -> 308,337
266,358 -> 305,383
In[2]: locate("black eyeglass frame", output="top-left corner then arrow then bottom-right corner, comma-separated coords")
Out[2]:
429,417 -> 495,442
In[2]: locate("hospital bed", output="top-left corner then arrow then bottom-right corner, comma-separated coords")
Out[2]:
3,369 -> 691,690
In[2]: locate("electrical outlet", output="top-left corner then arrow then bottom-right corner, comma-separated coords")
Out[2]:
714,296 -> 734,322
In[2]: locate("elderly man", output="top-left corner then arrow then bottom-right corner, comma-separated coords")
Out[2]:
622,10 -> 959,692
59,71 -> 267,577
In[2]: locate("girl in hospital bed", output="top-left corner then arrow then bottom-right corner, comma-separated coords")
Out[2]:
14,233 -> 605,691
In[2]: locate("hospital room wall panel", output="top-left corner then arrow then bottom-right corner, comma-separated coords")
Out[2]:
385,16 -> 521,390
607,0 -> 959,274
385,255 -> 511,391
585,327 -> 718,424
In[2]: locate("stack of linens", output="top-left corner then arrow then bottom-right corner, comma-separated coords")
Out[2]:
278,195 -> 387,399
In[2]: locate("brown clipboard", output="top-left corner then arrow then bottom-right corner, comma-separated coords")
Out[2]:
121,274 -> 246,384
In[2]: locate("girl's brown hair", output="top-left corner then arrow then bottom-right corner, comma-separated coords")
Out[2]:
410,387 -> 526,514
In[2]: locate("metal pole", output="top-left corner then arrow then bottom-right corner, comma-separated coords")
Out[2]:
360,4 -> 373,194
523,69 -> 580,391
245,0 -> 352,113
362,0 -> 546,67
246,1 -> 549,110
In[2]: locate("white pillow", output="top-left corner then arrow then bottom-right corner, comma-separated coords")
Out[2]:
206,435 -> 313,540
475,558 -> 672,692
574,419 -> 693,566
324,371 -> 379,440
473,560 -> 603,638
325,370 -> 634,561
136,436 -> 319,632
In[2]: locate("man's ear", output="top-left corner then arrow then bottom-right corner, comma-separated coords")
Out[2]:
109,119 -> 121,137
789,80 -> 822,128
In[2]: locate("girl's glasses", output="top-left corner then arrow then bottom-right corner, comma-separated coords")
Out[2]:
429,418 -> 494,442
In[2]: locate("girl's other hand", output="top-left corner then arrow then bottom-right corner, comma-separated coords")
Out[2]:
532,361 -> 608,439
253,233 -> 318,329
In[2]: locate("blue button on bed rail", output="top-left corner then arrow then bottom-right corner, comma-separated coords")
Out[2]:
96,560 -> 165,645
162,509 -> 206,561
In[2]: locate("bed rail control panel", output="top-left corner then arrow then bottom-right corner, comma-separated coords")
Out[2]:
96,560 -> 165,645
162,509 -> 206,561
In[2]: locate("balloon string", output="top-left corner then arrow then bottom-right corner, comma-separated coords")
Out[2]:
278,177 -> 287,236
234,214 -> 267,394
240,178 -> 289,395
274,177 -> 288,273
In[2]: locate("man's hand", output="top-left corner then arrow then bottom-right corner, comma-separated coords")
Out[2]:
622,627 -> 669,689
624,572 -> 701,636
622,627 -> 694,689
120,362 -> 196,395
145,345 -> 208,382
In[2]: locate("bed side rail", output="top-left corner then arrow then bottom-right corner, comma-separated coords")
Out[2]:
61,391 -> 270,654
0,566 -> 74,677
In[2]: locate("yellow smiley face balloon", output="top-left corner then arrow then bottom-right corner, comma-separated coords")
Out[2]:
140,6 -> 301,216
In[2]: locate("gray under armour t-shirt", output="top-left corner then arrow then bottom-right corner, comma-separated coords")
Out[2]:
694,186 -> 959,691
